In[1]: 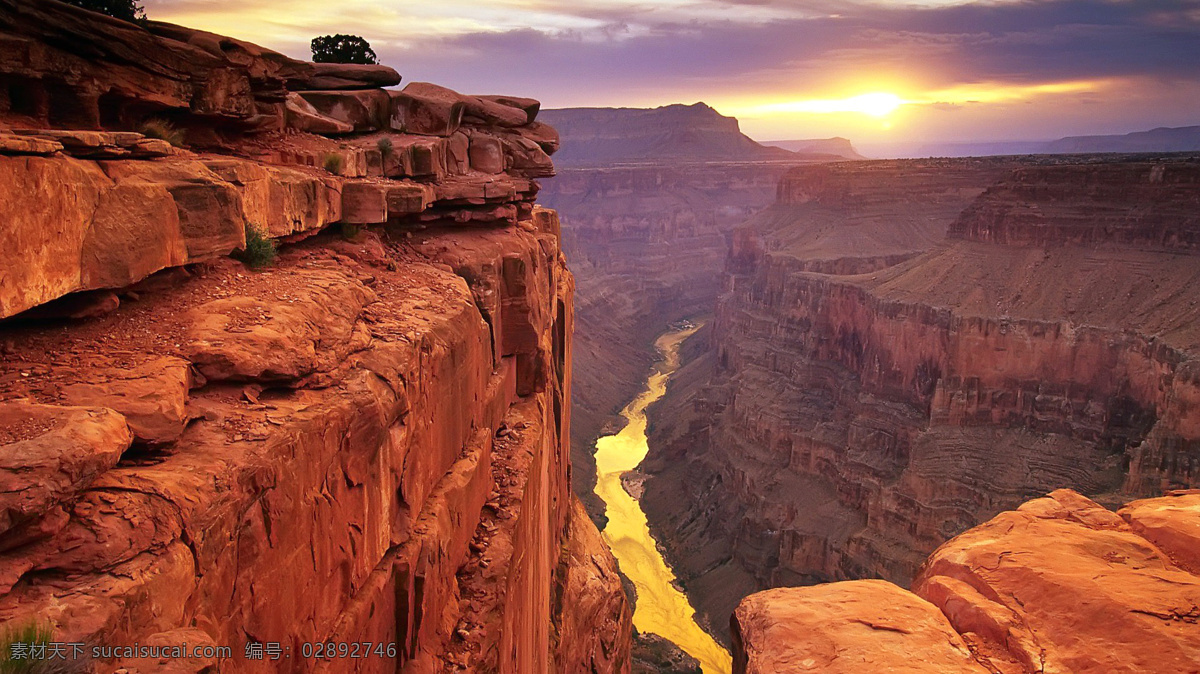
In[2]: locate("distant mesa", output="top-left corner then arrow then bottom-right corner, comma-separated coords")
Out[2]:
540,102 -> 858,167
879,124 -> 1200,159
1044,125 -> 1200,154
761,137 -> 864,160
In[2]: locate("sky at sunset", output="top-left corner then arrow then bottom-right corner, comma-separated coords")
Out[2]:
145,0 -> 1200,150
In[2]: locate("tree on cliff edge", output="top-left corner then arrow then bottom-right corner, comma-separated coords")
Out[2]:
310,35 -> 378,65
63,0 -> 145,22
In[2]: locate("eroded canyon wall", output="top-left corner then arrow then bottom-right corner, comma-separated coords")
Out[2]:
0,3 -> 629,672
539,163 -> 792,519
641,156 -> 1200,642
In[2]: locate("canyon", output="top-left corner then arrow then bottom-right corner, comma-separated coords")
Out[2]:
537,107 -> 806,671
539,102 -> 869,524
541,105 -> 1200,671
538,159 -> 791,523
1,2 -> 1198,673
640,155 -> 1200,647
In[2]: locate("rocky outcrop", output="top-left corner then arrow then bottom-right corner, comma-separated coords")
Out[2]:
0,3 -> 556,320
734,489 -> 1200,673
640,157 -> 1200,642
732,580 -> 987,674
554,501 -> 634,673
631,633 -> 702,674
0,4 -> 628,672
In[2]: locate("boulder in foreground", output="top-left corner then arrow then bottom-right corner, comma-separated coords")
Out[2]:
732,580 -> 988,674
734,489 -> 1200,674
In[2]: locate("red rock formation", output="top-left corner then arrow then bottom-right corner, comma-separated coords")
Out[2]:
553,501 -> 634,672
732,580 -> 987,674
1121,489 -> 1200,574
733,490 -> 1200,673
641,157 -> 1200,641
0,9 -> 554,319
949,161 -> 1200,250
0,4 -> 628,672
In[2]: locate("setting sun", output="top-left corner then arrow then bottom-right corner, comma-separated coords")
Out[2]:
810,92 -> 905,117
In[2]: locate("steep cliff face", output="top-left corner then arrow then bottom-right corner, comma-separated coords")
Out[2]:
733,489 -> 1200,673
538,163 -> 791,519
949,161 -> 1200,250
641,157 -> 1200,641
0,4 -> 629,672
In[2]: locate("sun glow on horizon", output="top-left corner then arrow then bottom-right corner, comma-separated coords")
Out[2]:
748,92 -> 906,118
718,77 -> 1116,140
920,79 -> 1108,105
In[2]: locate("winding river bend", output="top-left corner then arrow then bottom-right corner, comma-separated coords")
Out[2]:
593,325 -> 732,674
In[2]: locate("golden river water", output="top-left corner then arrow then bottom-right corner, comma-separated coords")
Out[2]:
593,325 -> 733,674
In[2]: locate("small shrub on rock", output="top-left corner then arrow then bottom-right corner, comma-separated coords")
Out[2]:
237,224 -> 277,269
1,620 -> 55,673
322,153 -> 345,175
311,34 -> 378,64
377,137 -> 393,160
139,119 -> 184,147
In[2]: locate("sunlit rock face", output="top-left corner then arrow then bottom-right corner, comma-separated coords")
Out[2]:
640,156 -> 1200,642
734,489 -> 1200,673
0,3 -> 629,672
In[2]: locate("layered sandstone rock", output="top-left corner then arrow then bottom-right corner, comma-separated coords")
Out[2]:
734,490 -> 1200,674
0,4 -> 628,672
1120,489 -> 1200,573
0,1 -> 556,320
950,161 -> 1200,249
641,157 -> 1200,641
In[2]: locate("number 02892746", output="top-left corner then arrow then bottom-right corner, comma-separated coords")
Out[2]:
300,642 -> 398,659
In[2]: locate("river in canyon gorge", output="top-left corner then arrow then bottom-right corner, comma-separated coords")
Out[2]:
593,324 -> 732,674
